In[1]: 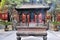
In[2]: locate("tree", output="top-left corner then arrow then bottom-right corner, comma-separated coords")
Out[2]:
47,0 -> 57,22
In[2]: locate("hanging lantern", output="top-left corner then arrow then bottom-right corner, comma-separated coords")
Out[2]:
57,13 -> 60,22
46,13 -> 51,19
27,14 -> 30,23
22,13 -> 26,23
46,16 -> 51,19
47,16 -> 50,19
34,14 -> 37,23
38,13 -> 43,23
0,13 -> 2,19
2,13 -> 8,20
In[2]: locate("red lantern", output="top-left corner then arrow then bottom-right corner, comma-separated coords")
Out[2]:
38,13 -> 43,23
46,16 -> 51,19
2,13 -> 8,20
0,13 -> 2,19
34,14 -> 37,23
22,13 -> 26,23
46,13 -> 51,19
27,14 -> 30,23
57,15 -> 60,22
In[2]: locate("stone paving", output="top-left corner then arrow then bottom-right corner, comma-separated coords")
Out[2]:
0,30 -> 60,40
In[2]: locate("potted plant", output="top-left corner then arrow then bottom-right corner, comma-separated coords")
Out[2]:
0,21 -> 12,31
51,21 -> 60,31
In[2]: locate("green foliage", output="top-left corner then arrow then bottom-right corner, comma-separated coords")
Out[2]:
52,21 -> 60,25
0,21 -> 12,25
7,0 -> 23,5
